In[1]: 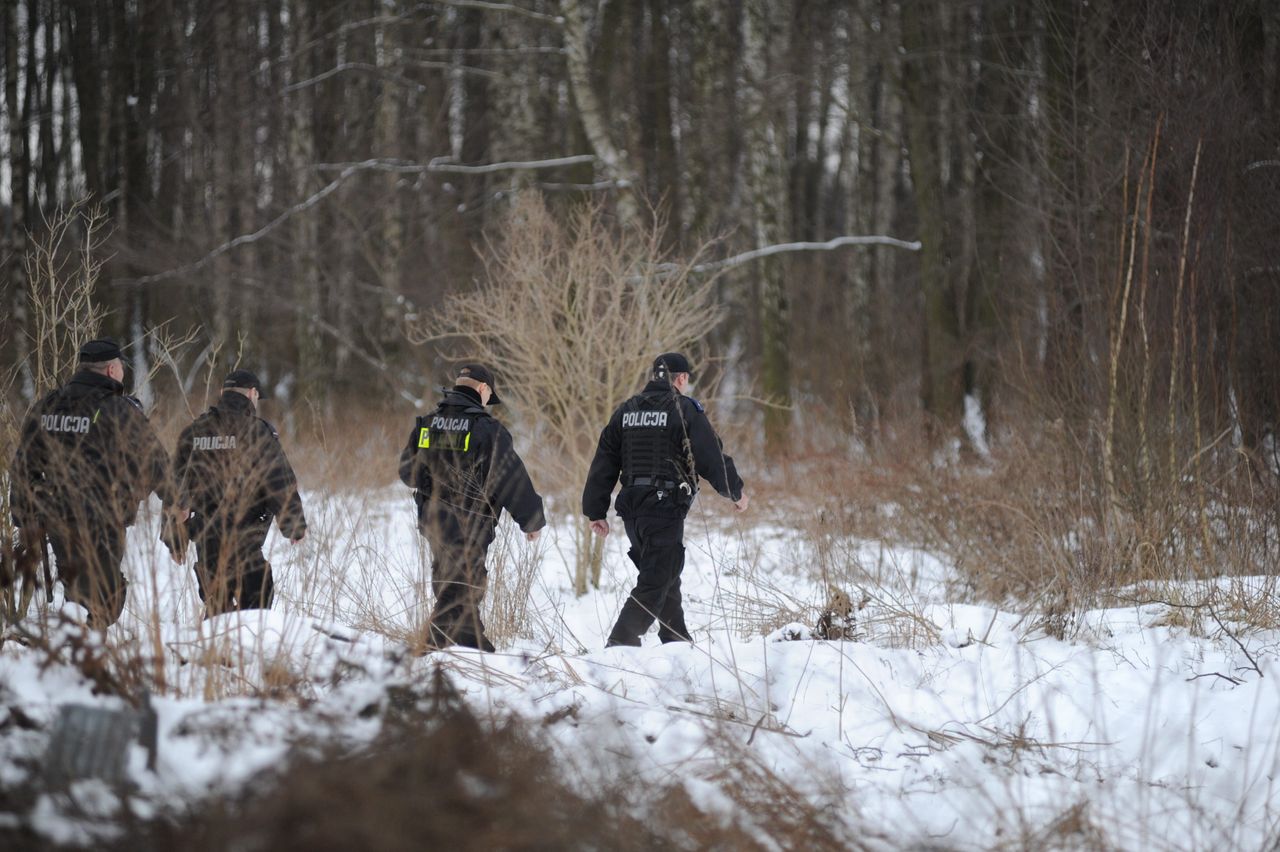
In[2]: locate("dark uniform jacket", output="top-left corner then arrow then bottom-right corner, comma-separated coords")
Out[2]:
398,387 -> 546,542
583,380 -> 743,521
10,369 -> 171,530
170,391 -> 307,540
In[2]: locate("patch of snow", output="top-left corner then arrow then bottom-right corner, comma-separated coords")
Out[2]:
2,490 -> 1279,848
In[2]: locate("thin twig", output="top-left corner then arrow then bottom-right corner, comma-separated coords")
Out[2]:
431,0 -> 564,25
1205,603 -> 1263,678
312,154 -> 597,174
1186,672 -> 1243,686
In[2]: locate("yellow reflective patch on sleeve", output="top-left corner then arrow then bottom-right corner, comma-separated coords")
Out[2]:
420,428 -> 471,452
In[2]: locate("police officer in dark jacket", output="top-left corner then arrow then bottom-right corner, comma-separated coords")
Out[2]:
398,365 -> 545,652
168,369 -> 306,616
583,353 -> 748,648
8,338 -> 173,627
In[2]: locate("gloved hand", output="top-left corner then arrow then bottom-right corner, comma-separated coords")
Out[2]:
161,508 -> 190,563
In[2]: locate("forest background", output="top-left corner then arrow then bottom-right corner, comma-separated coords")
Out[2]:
2,0 -> 1280,601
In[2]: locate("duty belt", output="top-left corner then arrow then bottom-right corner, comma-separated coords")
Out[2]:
627,476 -> 677,489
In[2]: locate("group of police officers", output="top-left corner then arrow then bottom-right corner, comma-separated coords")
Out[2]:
7,339 -> 307,628
8,340 -> 747,652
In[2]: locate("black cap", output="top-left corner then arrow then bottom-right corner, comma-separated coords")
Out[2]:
652,352 -> 692,381
223,369 -> 268,399
456,364 -> 501,405
78,338 -> 123,364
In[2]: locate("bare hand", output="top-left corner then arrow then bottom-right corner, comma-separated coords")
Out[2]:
589,519 -> 610,537
732,494 -> 750,513
526,529 -> 541,542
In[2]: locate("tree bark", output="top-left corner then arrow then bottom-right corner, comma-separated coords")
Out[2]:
901,0 -> 964,443
561,0 -> 638,225
743,0 -> 792,450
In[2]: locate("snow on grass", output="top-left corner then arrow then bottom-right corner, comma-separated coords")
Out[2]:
3,488 -> 1280,848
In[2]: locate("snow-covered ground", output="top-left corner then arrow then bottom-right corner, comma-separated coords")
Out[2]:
4,488 -> 1280,849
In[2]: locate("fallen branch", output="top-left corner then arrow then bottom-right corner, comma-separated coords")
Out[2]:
1187,672 -> 1244,686
1205,603 -> 1263,678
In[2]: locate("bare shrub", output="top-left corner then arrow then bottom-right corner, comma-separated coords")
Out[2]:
2,203 -> 109,629
129,669 -> 667,852
411,195 -> 724,596
16,202 -> 110,397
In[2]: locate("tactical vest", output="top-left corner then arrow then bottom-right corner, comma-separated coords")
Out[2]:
415,402 -> 488,486
36,383 -> 119,510
183,406 -> 260,519
620,392 -> 688,486
417,411 -> 478,454
197,410 -> 247,454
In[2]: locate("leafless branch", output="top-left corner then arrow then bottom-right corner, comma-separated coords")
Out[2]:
126,167 -> 363,285
537,180 -> 626,192
1119,593 -> 1265,681
125,153 -> 592,288
1205,604 -> 1263,678
685,235 -> 922,275
641,234 -> 922,280
283,60 -> 503,94
313,155 -> 597,174
284,62 -> 424,93
429,0 -> 564,25
1186,672 -> 1244,686
233,275 -> 429,406
407,45 -> 565,57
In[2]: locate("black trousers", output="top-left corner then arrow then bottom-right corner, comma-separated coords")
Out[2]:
192,521 -> 273,616
421,514 -> 496,651
606,513 -> 691,647
47,521 -> 127,628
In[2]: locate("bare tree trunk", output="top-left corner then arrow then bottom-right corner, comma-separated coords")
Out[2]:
561,0 -> 637,225
901,0 -> 964,443
3,1 -> 29,377
967,0 -> 1032,446
38,0 -> 60,211
374,8 -> 402,313
65,0 -> 102,202
209,0 -> 234,346
743,0 -> 791,450
233,0 -> 257,341
154,0 -> 183,232
293,0 -> 325,405
639,0 -> 680,235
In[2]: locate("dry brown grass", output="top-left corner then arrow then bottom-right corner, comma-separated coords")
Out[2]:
758,415 -> 1280,640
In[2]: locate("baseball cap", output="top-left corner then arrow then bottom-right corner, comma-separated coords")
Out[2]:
78,338 -> 123,363
457,364 -> 501,405
652,352 -> 693,381
223,369 -> 269,399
